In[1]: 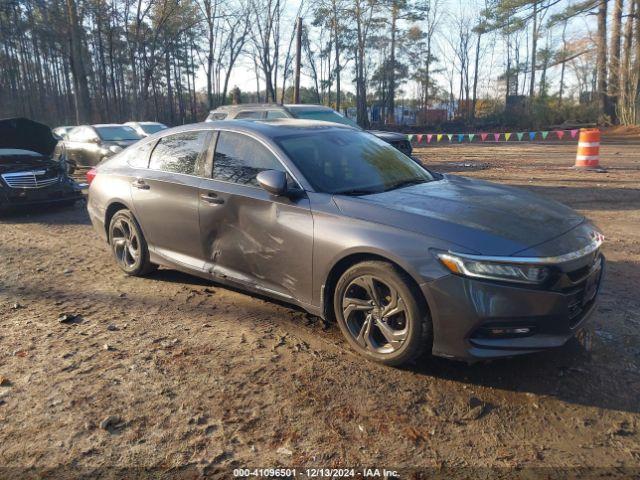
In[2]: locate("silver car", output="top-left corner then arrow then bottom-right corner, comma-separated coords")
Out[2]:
87,119 -> 604,365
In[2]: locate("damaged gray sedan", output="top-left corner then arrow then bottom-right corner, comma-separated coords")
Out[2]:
87,119 -> 604,365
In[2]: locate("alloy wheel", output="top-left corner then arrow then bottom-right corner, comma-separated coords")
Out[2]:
341,275 -> 409,354
111,217 -> 140,269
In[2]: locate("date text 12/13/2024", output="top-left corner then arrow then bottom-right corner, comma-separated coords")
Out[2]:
233,468 -> 400,478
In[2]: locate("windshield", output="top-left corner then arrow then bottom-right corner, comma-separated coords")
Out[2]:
96,126 -> 141,141
141,123 -> 167,134
290,109 -> 360,128
275,130 -> 433,195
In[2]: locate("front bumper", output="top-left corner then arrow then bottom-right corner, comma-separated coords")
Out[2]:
422,254 -> 604,361
0,182 -> 83,211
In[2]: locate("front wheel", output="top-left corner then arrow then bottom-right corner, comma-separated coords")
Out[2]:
333,261 -> 432,366
108,209 -> 157,276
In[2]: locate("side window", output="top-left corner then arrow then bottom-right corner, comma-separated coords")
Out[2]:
121,140 -> 155,168
212,131 -> 284,187
149,130 -> 211,175
265,110 -> 288,119
210,112 -> 228,120
235,111 -> 264,120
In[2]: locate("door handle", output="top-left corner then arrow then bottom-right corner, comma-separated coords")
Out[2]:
132,178 -> 150,190
200,192 -> 224,205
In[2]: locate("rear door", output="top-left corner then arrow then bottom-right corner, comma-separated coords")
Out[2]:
130,129 -> 212,271
198,130 -> 314,304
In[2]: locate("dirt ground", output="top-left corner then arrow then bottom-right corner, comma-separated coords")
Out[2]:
1,138 -> 639,479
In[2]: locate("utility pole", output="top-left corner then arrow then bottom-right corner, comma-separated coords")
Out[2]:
294,17 -> 302,104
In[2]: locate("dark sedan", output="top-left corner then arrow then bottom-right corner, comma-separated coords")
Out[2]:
87,119 -> 604,365
0,118 -> 83,211
58,124 -> 141,173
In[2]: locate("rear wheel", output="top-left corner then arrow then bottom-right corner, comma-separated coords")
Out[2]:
333,261 -> 432,366
108,209 -> 157,276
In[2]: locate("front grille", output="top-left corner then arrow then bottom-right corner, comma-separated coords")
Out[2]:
1,170 -> 60,189
565,255 -> 603,328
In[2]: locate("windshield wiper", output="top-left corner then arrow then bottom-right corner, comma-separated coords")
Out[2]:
333,188 -> 380,196
384,178 -> 427,192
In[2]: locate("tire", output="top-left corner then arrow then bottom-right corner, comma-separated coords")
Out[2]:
333,260 -> 432,366
108,209 -> 157,276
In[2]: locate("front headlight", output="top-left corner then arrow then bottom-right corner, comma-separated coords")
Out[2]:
437,252 -> 550,284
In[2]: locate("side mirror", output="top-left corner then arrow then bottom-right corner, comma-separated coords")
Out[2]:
256,170 -> 288,196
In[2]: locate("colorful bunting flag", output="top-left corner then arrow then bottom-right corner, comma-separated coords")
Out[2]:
437,134 -> 443,142
457,134 -> 464,142
541,131 -> 549,139
517,132 -> 524,141
416,134 -> 423,144
427,134 -> 433,143
493,133 -> 501,142
505,133 -> 512,141
480,133 -> 488,142
570,129 -> 579,139
447,134 -> 453,142
468,133 -> 475,142
556,130 -> 565,139
529,131 -> 536,141
408,134 -> 414,142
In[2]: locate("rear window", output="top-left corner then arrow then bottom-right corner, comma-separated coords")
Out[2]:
140,123 -> 167,134
96,126 -> 141,141
290,109 -> 359,128
235,111 -> 263,120
265,110 -> 288,119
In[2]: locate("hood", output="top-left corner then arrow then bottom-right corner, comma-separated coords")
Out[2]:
333,174 -> 585,256
367,130 -> 408,142
0,117 -> 57,156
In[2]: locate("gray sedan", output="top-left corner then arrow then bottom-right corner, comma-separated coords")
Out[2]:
87,119 -> 604,365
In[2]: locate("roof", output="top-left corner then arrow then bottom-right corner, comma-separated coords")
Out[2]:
92,123 -> 130,128
125,121 -> 165,125
167,119 -> 356,139
210,103 -> 332,113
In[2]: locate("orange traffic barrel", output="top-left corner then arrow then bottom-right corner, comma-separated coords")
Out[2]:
574,128 -> 604,171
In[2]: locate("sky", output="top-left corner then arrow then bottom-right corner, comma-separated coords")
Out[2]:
194,0 -> 597,102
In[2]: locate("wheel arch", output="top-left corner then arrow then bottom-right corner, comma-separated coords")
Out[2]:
321,251 -> 431,324
104,201 -> 131,240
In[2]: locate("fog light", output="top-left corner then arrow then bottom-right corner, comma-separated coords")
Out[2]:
490,327 -> 531,335
474,325 -> 536,339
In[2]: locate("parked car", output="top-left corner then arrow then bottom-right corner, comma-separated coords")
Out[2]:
0,118 -> 83,211
124,121 -> 168,137
87,119 -> 604,366
58,124 -> 142,173
205,103 -> 413,157
52,126 -> 75,140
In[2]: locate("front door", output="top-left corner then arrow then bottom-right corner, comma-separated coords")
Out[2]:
198,130 -> 314,305
131,129 -> 212,271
